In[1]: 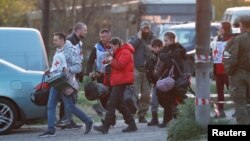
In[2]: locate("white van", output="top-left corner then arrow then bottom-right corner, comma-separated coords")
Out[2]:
222,6 -> 250,25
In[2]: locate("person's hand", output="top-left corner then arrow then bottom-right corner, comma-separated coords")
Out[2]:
63,67 -> 69,72
106,56 -> 113,62
137,30 -> 142,39
148,44 -> 153,50
89,72 -> 101,80
104,55 -> 113,64
89,72 -> 97,80
44,68 -> 50,75
89,72 -> 96,77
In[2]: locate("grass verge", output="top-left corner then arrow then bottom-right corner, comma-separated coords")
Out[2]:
167,98 -> 235,141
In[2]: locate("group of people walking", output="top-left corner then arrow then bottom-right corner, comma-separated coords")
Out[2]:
39,15 -> 250,137
39,20 -> 187,137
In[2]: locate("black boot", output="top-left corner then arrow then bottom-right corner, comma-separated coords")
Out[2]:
158,108 -> 172,128
147,112 -> 159,126
122,120 -> 137,133
93,123 -> 109,134
138,116 -> 147,123
158,121 -> 167,128
101,118 -> 116,127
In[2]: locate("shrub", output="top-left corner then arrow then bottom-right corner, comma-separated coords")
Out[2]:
167,118 -> 205,141
167,98 -> 206,141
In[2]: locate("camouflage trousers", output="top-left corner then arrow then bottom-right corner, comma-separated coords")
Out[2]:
134,69 -> 151,117
229,69 -> 250,124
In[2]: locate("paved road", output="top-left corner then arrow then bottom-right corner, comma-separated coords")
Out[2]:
0,120 -> 167,141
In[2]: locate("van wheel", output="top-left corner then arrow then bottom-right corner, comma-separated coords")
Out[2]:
0,99 -> 17,135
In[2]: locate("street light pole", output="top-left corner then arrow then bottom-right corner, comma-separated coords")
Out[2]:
195,0 -> 212,127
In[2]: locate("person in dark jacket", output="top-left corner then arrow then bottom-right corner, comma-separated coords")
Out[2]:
94,37 -> 137,134
128,21 -> 155,123
154,31 -> 186,128
146,39 -> 163,126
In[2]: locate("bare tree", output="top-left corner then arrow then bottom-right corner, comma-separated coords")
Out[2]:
33,0 -> 135,58
41,0 -> 50,55
195,0 -> 212,127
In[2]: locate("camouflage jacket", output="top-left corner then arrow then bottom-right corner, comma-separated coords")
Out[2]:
63,40 -> 82,75
223,32 -> 250,75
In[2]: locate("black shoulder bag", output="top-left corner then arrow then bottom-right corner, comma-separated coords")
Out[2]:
172,59 -> 195,96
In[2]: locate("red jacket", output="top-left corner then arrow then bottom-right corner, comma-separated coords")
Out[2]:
109,43 -> 135,86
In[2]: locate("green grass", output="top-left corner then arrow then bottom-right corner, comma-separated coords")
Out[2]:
166,98 -> 235,141
167,99 -> 206,141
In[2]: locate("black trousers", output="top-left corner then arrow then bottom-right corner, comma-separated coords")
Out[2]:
104,84 -> 134,126
157,88 -> 177,123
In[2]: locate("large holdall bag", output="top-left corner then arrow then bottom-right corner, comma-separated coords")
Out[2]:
47,71 -> 79,96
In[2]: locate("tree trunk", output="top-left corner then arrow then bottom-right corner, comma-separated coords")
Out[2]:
41,0 -> 50,55
195,0 -> 212,127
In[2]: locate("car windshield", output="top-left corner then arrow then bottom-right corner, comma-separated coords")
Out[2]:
169,28 -> 195,45
160,24 -> 219,46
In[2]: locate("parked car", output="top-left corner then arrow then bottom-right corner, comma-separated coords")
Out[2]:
0,27 -> 49,134
159,22 -> 220,75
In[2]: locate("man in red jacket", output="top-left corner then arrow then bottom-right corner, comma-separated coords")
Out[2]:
94,37 -> 137,134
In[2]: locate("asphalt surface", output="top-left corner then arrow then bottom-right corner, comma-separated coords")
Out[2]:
0,108 -> 235,141
0,120 -> 167,141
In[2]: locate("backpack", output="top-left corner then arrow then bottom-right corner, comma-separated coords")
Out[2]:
84,81 -> 109,101
175,73 -> 193,96
173,60 -> 195,96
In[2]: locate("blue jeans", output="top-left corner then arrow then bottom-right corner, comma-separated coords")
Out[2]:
47,87 -> 92,132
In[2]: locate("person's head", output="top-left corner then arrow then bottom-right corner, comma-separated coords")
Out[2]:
109,37 -> 123,53
163,31 -> 176,46
140,21 -> 151,38
99,29 -> 112,47
53,32 -> 66,48
239,15 -> 250,32
74,22 -> 87,39
151,38 -> 163,54
220,21 -> 231,35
